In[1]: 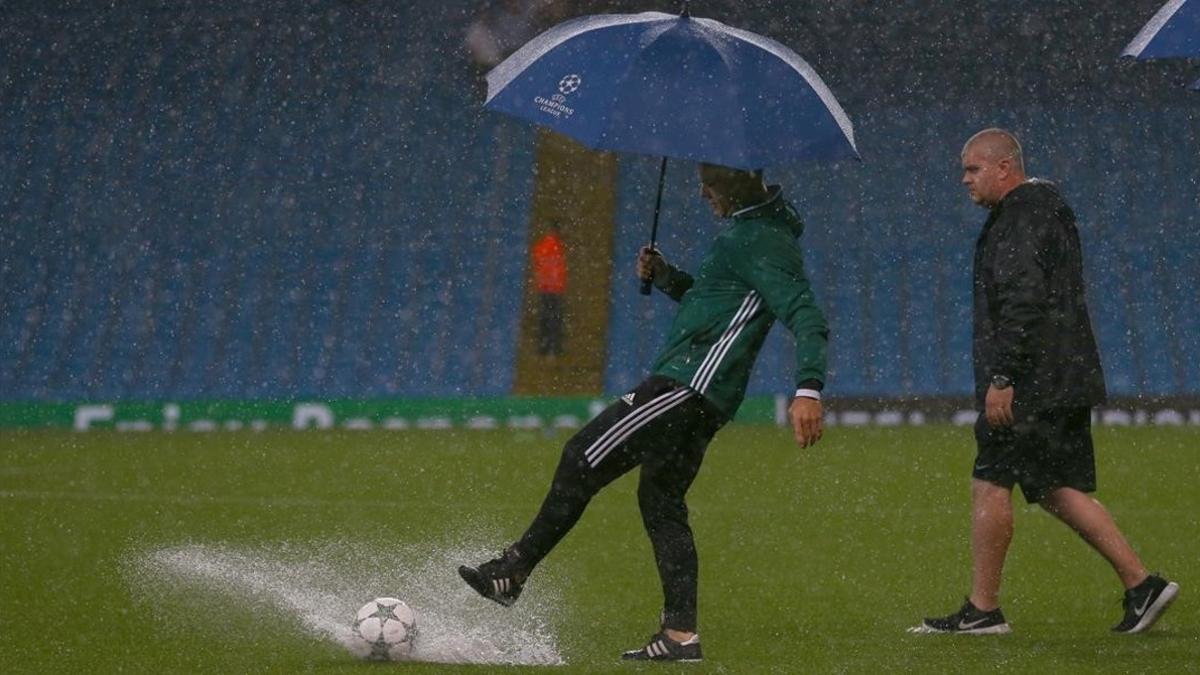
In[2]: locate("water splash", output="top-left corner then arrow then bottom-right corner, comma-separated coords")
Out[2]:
127,540 -> 564,666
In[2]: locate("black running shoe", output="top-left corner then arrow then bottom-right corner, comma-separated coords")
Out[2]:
1112,574 -> 1179,634
458,547 -> 526,607
621,631 -> 702,662
909,598 -> 1012,635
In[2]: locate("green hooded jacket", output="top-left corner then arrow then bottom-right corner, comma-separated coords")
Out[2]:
650,187 -> 829,419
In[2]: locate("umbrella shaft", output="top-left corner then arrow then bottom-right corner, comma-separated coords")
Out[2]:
650,156 -> 667,249
639,156 -> 669,296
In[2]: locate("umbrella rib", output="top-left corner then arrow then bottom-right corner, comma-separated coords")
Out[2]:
1123,0 -> 1190,58
591,18 -> 679,152
593,18 -> 752,164
486,12 -> 674,104
707,19 -> 858,157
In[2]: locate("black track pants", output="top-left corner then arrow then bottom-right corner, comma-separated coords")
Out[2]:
514,376 -> 725,631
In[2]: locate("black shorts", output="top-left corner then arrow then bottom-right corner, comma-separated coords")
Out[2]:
972,407 -> 1097,504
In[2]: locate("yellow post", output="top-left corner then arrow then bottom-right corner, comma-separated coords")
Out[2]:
513,129 -> 618,395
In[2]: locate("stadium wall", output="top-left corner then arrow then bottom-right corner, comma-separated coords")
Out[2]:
2,1 -> 1198,411
5,398 -> 1200,433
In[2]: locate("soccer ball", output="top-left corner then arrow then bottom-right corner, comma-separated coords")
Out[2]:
347,597 -> 418,661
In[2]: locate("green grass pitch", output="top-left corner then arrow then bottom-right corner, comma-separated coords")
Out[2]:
2,425 -> 1197,673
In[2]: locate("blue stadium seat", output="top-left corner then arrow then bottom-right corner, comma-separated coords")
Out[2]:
2,2 -> 1198,404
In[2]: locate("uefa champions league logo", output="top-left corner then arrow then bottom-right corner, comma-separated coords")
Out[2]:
558,74 -> 582,95
534,74 -> 581,119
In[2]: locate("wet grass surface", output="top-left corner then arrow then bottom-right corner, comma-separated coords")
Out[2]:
2,425 -> 1197,673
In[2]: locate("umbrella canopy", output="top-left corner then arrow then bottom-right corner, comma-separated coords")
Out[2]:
1123,0 -> 1200,59
484,10 -> 859,169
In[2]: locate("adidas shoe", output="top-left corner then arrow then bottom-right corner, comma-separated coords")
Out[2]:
621,631 -> 702,662
458,547 -> 526,607
909,598 -> 1012,635
1113,574 -> 1179,634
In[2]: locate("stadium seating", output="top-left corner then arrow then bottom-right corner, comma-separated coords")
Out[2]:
606,106 -> 1200,400
1,1 -> 1198,403
0,1 -> 534,401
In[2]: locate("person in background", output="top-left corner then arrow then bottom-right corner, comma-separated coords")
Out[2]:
531,221 -> 568,357
465,0 -> 565,70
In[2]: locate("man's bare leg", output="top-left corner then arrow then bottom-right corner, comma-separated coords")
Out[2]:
969,479 -> 1014,611
1039,487 -> 1148,589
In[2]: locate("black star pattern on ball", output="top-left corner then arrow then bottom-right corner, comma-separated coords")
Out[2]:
370,602 -> 399,622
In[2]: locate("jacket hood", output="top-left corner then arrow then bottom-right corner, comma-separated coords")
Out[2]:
732,185 -> 805,237
1000,178 -> 1065,210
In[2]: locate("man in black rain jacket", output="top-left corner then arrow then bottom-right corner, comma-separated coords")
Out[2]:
912,128 -> 1178,636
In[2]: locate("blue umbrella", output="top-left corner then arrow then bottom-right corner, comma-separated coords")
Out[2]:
484,3 -> 858,293
1123,0 -> 1200,58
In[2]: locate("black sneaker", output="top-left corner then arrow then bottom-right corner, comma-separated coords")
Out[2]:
909,598 -> 1012,635
1113,574 -> 1179,634
621,631 -> 702,662
458,547 -> 526,607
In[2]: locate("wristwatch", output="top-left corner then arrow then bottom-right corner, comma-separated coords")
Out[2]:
991,374 -> 1013,389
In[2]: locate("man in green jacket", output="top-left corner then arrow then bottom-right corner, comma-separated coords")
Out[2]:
459,163 -> 829,662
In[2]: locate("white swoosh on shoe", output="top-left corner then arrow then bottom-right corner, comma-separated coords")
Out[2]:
1134,593 -> 1154,617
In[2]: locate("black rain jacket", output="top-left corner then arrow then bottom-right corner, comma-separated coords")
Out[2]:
972,180 -> 1107,411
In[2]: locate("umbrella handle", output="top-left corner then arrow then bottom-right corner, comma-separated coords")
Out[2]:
639,157 -> 669,296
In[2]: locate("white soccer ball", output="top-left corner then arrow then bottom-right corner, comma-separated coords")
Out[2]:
348,597 -> 418,661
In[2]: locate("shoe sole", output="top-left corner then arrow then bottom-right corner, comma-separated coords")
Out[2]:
908,623 -> 1012,635
1123,582 -> 1179,634
457,566 -> 517,607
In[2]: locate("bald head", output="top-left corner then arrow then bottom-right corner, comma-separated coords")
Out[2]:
960,128 -> 1027,208
962,128 -> 1025,174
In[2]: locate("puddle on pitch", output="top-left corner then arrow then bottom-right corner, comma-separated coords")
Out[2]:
125,539 -> 564,666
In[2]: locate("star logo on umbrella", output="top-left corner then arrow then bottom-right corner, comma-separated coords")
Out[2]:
558,74 -> 582,95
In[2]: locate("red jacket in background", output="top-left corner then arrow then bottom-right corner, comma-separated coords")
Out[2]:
531,232 -> 567,294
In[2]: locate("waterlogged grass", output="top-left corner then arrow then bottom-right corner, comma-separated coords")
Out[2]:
1,425 -> 1197,673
